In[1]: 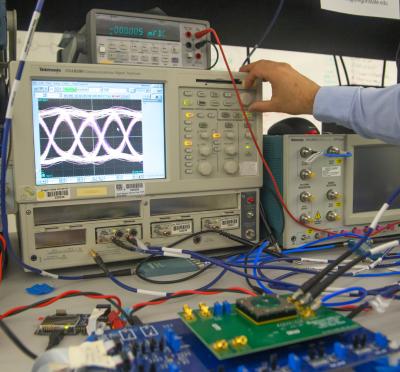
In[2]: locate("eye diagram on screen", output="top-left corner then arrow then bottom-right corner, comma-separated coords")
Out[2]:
31,81 -> 166,185
38,99 -> 144,180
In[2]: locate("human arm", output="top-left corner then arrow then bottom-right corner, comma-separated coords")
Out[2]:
314,85 -> 400,144
240,60 -> 400,144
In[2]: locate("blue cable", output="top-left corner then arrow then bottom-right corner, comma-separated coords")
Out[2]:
321,286 -> 367,307
253,242 -> 274,294
324,152 -> 352,158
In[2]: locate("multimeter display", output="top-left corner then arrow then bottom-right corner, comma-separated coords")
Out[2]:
96,13 -> 181,42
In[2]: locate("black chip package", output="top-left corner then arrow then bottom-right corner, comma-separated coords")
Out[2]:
236,295 -> 297,324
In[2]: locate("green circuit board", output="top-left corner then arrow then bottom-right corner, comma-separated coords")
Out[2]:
179,295 -> 360,360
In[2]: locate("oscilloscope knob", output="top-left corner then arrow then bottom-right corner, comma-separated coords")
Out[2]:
326,189 -> 339,200
299,191 -> 313,203
199,144 -> 212,156
197,161 -> 213,176
223,160 -> 238,175
225,131 -> 235,140
299,169 -> 314,180
224,144 -> 237,156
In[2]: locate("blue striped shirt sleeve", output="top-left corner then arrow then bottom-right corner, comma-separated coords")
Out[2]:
313,85 -> 400,144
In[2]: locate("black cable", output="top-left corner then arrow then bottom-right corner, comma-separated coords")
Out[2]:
309,254 -> 365,301
295,249 -> 354,298
396,40 -> 400,84
46,330 -> 64,350
259,202 -> 279,249
381,60 -> 386,87
333,56 -> 342,86
209,41 -> 219,70
339,56 -> 350,85
347,302 -> 371,319
242,0 -> 285,66
0,319 -> 38,359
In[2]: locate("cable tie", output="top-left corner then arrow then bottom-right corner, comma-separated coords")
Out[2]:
370,295 -> 392,314
304,151 -> 323,164
136,289 -> 167,296
40,271 -> 58,279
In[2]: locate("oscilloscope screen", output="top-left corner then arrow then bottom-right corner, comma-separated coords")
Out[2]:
31,80 -> 165,185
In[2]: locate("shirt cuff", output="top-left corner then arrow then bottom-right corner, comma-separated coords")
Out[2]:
313,86 -> 360,129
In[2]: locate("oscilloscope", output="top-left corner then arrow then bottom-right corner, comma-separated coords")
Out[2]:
10,62 -> 262,269
262,134 -> 400,248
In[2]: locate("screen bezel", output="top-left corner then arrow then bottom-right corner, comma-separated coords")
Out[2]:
30,79 -> 167,186
344,134 -> 400,225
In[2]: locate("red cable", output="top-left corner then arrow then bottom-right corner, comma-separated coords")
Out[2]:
132,287 -> 257,310
0,290 -> 123,320
195,28 -> 354,237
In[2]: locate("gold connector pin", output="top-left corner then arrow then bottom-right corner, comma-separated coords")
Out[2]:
231,335 -> 248,348
199,302 -> 212,317
213,339 -> 228,351
182,304 -> 195,321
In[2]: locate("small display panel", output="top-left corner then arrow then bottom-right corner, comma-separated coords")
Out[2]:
31,80 -> 165,185
96,13 -> 181,41
353,144 -> 400,213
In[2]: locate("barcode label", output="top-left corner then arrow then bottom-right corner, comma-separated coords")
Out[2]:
221,217 -> 239,226
115,182 -> 145,197
37,188 -> 70,201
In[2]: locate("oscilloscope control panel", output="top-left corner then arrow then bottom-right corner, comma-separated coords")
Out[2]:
262,135 -> 400,248
179,88 -> 257,179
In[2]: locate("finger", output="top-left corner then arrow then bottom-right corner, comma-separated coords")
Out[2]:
239,61 -> 259,72
241,61 -> 277,89
248,100 -> 278,113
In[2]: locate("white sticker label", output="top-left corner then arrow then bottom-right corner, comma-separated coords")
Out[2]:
322,166 -> 341,177
69,341 -> 117,369
115,182 -> 145,197
239,161 -> 258,176
37,188 -> 70,201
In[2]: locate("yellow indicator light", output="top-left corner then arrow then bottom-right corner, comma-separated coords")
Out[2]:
231,335 -> 248,348
212,133 -> 221,139
245,112 -> 253,119
213,339 -> 228,351
199,302 -> 212,317
183,99 -> 192,106
185,112 -> 194,119
245,145 -> 251,149
184,140 -> 193,147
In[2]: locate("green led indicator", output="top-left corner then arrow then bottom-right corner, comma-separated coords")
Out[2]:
63,87 -> 77,92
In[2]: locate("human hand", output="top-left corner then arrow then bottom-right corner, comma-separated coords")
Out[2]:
240,60 -> 320,115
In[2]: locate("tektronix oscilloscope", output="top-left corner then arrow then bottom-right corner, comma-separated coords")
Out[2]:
10,62 -> 262,269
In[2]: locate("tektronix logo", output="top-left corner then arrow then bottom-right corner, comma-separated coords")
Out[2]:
39,67 -> 61,73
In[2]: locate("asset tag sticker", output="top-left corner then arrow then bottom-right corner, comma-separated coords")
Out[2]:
115,182 -> 145,197
322,166 -> 341,177
37,187 -> 70,201
239,161 -> 258,176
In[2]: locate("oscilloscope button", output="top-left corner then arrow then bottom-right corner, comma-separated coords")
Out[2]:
199,145 -> 212,156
